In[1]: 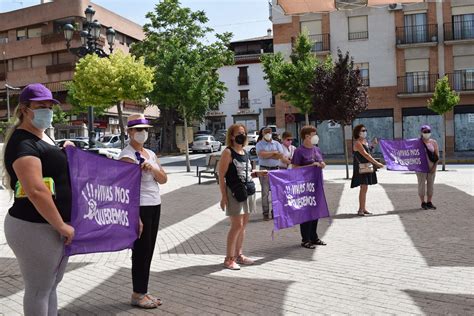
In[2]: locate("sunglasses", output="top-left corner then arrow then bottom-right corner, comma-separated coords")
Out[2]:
285,138 -> 293,141
361,129 -> 367,132
422,130 -> 431,134
134,152 -> 145,165
133,128 -> 148,132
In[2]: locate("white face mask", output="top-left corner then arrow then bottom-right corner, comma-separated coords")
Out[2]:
422,133 -> 431,140
359,131 -> 367,139
264,133 -> 272,141
311,135 -> 319,145
133,130 -> 148,144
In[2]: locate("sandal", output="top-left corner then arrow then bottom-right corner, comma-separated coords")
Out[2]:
363,210 -> 372,215
312,239 -> 327,246
301,241 -> 315,249
236,254 -> 254,265
357,210 -> 365,216
131,293 -> 158,309
224,257 -> 241,270
145,293 -> 162,306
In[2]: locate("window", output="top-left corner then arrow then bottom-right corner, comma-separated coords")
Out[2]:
452,14 -> 474,40
348,16 -> 368,40
239,90 -> 249,109
32,54 -> 53,68
453,55 -> 474,90
16,29 -> 27,41
0,33 -> 8,44
354,62 -> 369,86
27,26 -> 42,38
54,51 -> 76,64
238,66 -> 249,85
301,20 -> 325,51
12,57 -> 29,70
405,59 -> 429,93
404,13 -> 427,43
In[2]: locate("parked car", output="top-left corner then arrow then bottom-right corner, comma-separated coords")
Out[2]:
247,130 -> 258,145
56,139 -> 121,160
192,135 -> 221,153
214,129 -> 227,145
100,134 -> 129,148
194,130 -> 212,137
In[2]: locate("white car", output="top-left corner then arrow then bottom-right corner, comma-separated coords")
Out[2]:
56,139 -> 121,160
247,130 -> 258,145
192,135 -> 221,153
100,134 -> 129,148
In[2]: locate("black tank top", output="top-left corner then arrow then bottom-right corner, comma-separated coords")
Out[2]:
225,147 -> 252,188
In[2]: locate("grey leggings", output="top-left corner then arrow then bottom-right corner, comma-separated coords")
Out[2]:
4,214 -> 69,316
416,171 -> 436,197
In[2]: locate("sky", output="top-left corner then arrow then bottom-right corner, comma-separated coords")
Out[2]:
0,0 -> 273,42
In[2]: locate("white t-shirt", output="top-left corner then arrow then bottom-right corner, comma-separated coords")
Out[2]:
118,145 -> 161,206
279,144 -> 296,168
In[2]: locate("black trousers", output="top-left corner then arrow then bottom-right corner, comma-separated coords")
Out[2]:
132,204 -> 161,294
300,219 -> 319,243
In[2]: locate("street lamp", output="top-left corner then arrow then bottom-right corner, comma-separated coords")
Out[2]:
63,5 -> 116,147
5,83 -> 20,121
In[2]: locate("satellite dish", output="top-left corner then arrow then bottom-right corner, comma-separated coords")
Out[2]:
389,3 -> 398,9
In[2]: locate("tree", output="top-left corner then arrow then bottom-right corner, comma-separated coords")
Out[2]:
131,0 -> 233,172
261,32 -> 319,125
427,75 -> 460,171
311,50 -> 368,179
68,51 -> 154,148
52,105 -> 68,126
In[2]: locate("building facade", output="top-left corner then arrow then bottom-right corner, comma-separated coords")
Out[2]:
270,0 -> 474,155
0,0 -> 159,139
203,32 -> 275,134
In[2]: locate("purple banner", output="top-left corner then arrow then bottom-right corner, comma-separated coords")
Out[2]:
65,147 -> 141,256
379,138 -> 430,172
269,166 -> 330,231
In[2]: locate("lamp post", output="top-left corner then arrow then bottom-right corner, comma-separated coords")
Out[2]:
5,84 -> 20,121
63,5 -> 116,147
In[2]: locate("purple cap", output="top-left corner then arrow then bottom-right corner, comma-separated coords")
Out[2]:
420,125 -> 431,132
19,83 -> 60,104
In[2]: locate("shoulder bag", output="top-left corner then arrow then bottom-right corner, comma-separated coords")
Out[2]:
355,154 -> 374,174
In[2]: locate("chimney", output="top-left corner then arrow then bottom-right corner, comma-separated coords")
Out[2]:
267,28 -> 272,37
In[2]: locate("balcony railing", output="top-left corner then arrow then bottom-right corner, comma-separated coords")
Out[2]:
447,71 -> 474,91
397,73 -> 438,94
238,98 -> 249,109
46,63 -> 75,74
396,24 -> 438,45
308,34 -> 330,52
444,20 -> 474,41
238,76 -> 249,85
348,31 -> 368,41
361,77 -> 370,86
0,72 -> 5,81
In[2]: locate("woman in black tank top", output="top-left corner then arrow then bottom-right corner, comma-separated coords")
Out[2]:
218,124 -> 257,270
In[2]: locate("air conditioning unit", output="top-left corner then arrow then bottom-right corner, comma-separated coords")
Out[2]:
388,3 -> 403,11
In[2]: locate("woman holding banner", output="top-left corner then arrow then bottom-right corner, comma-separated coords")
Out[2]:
291,125 -> 327,249
3,83 -> 75,315
351,124 -> 384,216
119,114 -> 167,309
218,123 -> 259,270
416,125 -> 439,210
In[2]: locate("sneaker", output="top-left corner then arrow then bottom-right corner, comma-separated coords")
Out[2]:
223,257 -> 241,270
236,254 -> 254,265
426,202 -> 437,210
421,202 -> 428,210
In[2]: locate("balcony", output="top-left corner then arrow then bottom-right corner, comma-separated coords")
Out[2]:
238,98 -> 249,109
444,21 -> 474,43
361,77 -> 370,86
0,72 -> 5,81
308,34 -> 330,53
396,24 -> 438,47
46,62 -> 75,74
397,73 -> 438,96
238,76 -> 249,86
447,71 -> 474,92
348,31 -> 368,41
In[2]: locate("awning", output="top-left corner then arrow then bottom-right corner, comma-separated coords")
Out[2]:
277,0 -> 424,15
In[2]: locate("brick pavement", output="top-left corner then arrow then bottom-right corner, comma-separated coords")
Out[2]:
0,164 -> 473,315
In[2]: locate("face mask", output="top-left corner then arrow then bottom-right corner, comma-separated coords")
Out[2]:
264,133 -> 272,141
133,130 -> 148,144
235,134 -> 246,145
359,131 -> 367,139
283,140 -> 292,147
311,135 -> 319,145
29,108 -> 53,130
422,133 -> 431,140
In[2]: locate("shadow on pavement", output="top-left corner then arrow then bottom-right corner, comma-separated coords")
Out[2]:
0,258 -> 90,299
59,266 -> 294,315
404,290 -> 474,315
165,181 -> 345,262
381,183 -> 474,267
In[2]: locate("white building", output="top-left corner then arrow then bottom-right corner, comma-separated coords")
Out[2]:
202,31 -> 276,134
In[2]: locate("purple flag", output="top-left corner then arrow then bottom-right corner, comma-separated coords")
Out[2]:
379,138 -> 430,172
269,166 -> 330,231
64,147 -> 141,256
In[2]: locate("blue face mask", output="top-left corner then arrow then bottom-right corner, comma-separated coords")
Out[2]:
29,108 -> 53,130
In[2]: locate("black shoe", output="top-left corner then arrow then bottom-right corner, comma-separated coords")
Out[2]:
263,214 -> 271,221
421,202 -> 428,210
426,202 -> 437,210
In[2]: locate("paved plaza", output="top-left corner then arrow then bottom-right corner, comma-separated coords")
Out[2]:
0,156 -> 473,315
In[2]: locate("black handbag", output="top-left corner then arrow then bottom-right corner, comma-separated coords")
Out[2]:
423,141 -> 439,163
230,151 -> 255,202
